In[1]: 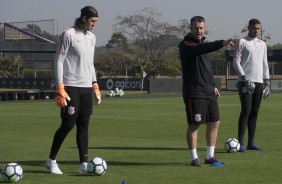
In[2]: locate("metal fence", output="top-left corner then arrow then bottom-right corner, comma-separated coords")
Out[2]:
0,19 -> 58,42
0,19 -> 58,70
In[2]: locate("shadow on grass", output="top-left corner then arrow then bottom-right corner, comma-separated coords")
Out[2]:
0,159 -> 186,170
88,146 -> 188,151
107,161 -> 185,166
87,146 -> 223,153
0,147 -> 226,174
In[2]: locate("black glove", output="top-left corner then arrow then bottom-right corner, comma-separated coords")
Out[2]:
241,75 -> 255,94
262,79 -> 270,100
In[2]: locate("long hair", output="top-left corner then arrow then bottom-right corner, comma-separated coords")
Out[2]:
74,17 -> 84,29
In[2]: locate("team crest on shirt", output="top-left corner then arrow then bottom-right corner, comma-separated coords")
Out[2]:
68,106 -> 75,115
194,114 -> 201,123
89,39 -> 94,46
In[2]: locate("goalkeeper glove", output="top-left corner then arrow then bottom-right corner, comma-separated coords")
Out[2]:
241,75 -> 255,94
262,79 -> 271,100
55,83 -> 70,107
92,83 -> 101,105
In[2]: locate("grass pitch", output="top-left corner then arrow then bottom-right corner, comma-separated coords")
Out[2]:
0,92 -> 282,183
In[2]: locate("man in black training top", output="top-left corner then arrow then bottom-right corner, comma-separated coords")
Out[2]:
179,16 -> 234,167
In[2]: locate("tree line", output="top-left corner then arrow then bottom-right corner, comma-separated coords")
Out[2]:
94,7 -> 282,78
1,7 -> 282,78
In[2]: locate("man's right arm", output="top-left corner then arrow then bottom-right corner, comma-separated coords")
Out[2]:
232,39 -> 245,78
54,29 -> 71,84
179,40 -> 225,58
54,29 -> 72,107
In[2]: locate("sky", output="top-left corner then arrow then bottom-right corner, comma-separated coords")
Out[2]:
0,0 -> 281,46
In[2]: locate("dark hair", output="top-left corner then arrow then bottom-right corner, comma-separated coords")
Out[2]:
249,18 -> 261,26
74,6 -> 98,29
190,16 -> 205,25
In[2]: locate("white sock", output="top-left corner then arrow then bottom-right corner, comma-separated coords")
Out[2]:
189,149 -> 198,161
80,162 -> 87,167
206,146 -> 215,160
47,158 -> 56,164
80,162 -> 88,172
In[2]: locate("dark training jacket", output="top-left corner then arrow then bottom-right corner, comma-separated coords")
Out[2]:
178,33 -> 224,102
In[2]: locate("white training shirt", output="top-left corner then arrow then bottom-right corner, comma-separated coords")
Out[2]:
54,27 -> 97,87
233,36 -> 269,83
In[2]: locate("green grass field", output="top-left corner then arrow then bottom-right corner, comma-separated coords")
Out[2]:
0,92 -> 282,184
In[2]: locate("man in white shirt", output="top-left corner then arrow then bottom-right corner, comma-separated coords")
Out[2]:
233,18 -> 270,152
46,6 -> 101,174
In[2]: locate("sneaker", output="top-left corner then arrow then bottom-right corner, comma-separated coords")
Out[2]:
204,157 -> 225,165
238,144 -> 245,152
79,162 -> 88,174
46,158 -> 63,174
191,158 -> 202,167
247,144 -> 262,151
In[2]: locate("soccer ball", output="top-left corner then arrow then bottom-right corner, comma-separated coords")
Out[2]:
224,138 -> 240,153
2,163 -> 23,183
87,157 -> 107,176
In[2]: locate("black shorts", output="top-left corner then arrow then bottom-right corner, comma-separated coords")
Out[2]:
185,97 -> 220,125
60,86 -> 93,118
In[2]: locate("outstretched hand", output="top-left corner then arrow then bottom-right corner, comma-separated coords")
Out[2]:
223,39 -> 235,48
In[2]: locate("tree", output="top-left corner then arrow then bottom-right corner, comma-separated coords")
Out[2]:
106,32 -> 130,52
0,56 -> 25,78
113,7 -> 180,75
95,52 -> 126,78
129,56 -> 154,78
176,19 -> 190,37
160,58 -> 181,77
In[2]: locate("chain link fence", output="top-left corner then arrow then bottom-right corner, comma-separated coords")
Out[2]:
0,19 -> 58,71
0,19 -> 58,42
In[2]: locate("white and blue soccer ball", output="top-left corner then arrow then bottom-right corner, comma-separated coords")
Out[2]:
87,157 -> 107,176
224,138 -> 240,153
2,163 -> 23,183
